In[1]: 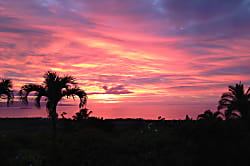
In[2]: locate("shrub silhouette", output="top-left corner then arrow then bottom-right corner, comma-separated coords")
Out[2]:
61,112 -> 67,119
197,110 -> 223,121
73,108 -> 93,120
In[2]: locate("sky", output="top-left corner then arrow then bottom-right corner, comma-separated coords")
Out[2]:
0,0 -> 250,119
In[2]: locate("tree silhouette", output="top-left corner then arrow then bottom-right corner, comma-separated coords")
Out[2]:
218,82 -> 250,120
197,110 -> 223,121
73,108 -> 93,120
19,71 -> 87,132
0,79 -> 14,106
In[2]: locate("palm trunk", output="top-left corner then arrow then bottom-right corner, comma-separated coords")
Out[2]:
47,101 -> 58,143
50,103 -> 58,164
52,114 -> 57,137
51,103 -> 58,138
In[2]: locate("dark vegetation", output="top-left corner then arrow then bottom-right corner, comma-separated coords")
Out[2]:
0,72 -> 250,166
72,108 -> 93,120
1,118 -> 250,166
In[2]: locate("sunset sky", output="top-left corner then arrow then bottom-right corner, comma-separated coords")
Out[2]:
0,0 -> 250,119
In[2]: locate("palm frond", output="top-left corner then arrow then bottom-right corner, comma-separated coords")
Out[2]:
218,99 -> 235,110
197,110 -> 223,120
225,109 -> 240,119
218,104 -> 230,110
204,110 -> 213,116
63,88 -> 87,108
197,110 -> 211,120
214,111 -> 223,118
19,84 -> 46,106
197,114 -> 207,120
221,92 -> 236,100
246,87 -> 250,95
34,92 -> 46,108
60,75 -> 76,87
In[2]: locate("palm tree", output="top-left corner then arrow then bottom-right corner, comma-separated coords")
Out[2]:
0,79 -> 14,106
197,110 -> 223,121
218,82 -> 250,120
19,71 -> 87,132
72,108 -> 93,120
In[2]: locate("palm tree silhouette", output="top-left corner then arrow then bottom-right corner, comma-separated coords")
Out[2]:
218,82 -> 250,120
0,79 -> 14,106
72,108 -> 93,120
197,110 -> 223,121
19,71 -> 87,132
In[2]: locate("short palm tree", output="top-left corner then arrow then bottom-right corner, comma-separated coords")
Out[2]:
19,71 -> 87,131
197,110 -> 223,121
0,79 -> 14,106
72,108 -> 93,120
218,82 -> 250,120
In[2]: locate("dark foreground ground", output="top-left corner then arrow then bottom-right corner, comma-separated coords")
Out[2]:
0,118 -> 250,166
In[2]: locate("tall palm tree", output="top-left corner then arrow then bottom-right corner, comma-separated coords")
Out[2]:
197,110 -> 223,121
0,79 -> 14,106
218,82 -> 250,120
19,71 -> 87,131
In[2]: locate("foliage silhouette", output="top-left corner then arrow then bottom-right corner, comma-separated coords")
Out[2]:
218,82 -> 250,120
197,110 -> 223,121
0,79 -> 14,106
158,116 -> 165,121
61,112 -> 67,119
185,115 -> 192,121
19,71 -> 87,132
73,108 -> 93,120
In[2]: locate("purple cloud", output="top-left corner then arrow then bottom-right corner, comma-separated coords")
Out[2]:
88,85 -> 133,95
